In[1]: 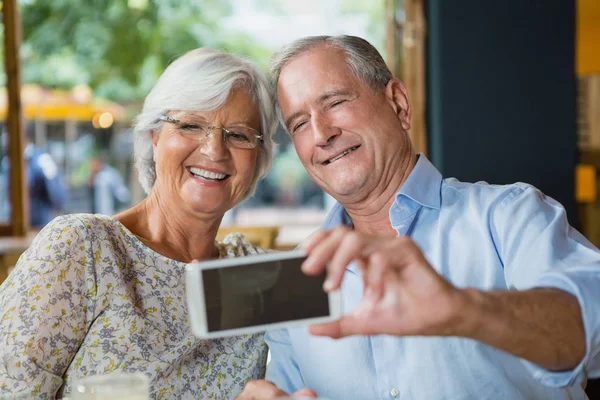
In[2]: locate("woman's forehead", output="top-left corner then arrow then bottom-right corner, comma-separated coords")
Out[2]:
172,90 -> 260,123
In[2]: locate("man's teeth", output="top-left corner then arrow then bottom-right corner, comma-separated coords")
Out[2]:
325,146 -> 359,164
189,167 -> 228,180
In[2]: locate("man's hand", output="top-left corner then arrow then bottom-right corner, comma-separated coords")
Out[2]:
301,227 -> 587,371
237,380 -> 317,399
302,226 -> 468,338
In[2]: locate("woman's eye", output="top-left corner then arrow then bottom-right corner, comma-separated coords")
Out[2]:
228,132 -> 250,142
180,124 -> 201,131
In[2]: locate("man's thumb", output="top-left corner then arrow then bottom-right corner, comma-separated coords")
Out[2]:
291,388 -> 317,398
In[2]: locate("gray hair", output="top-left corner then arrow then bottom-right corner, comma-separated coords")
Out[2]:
133,48 -> 276,199
270,35 -> 393,126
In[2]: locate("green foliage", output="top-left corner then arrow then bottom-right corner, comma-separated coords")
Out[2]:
6,0 -> 271,102
339,0 -> 385,54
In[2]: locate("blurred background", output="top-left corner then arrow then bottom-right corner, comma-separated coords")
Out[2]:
0,0 -> 388,249
0,0 -> 598,252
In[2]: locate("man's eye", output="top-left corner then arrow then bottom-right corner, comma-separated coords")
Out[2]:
293,121 -> 307,133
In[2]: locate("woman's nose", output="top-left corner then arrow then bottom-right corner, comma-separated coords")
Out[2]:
199,128 -> 230,160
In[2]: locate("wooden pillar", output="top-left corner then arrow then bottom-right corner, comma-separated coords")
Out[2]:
2,0 -> 29,236
385,0 -> 428,155
384,0 -> 400,76
403,0 -> 427,156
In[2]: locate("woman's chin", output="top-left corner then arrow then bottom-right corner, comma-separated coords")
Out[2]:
192,195 -> 239,216
189,201 -> 230,217
179,182 -> 245,217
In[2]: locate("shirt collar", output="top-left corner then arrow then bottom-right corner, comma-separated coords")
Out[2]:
322,154 -> 442,229
396,154 -> 442,210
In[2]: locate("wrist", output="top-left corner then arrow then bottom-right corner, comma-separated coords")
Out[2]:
446,288 -> 485,338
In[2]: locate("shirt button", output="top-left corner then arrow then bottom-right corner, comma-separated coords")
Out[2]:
390,388 -> 400,398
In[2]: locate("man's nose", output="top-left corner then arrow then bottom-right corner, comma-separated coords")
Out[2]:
311,115 -> 340,146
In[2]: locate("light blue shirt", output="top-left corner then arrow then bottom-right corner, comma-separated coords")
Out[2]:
266,155 -> 600,400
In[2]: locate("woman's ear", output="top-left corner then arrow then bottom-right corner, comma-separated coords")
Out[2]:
151,130 -> 159,160
384,78 -> 412,131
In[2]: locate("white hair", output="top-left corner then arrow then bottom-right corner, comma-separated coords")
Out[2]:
133,48 -> 276,199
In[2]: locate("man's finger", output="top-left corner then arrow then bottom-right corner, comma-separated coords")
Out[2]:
302,226 -> 349,276
291,388 -> 318,398
324,231 -> 368,291
236,379 -> 288,399
364,251 -> 390,300
308,320 -> 343,338
308,314 -> 366,338
301,230 -> 330,253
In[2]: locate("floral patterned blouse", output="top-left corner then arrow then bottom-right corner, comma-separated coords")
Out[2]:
0,214 -> 268,399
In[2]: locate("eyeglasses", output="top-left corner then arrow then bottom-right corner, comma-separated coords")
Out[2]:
157,115 -> 263,150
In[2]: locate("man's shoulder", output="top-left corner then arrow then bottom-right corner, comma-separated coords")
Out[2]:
440,178 -> 534,208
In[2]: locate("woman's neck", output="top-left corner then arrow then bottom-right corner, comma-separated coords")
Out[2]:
115,191 -> 222,263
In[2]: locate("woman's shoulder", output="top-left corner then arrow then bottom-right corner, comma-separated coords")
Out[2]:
217,233 -> 266,258
29,214 -> 125,253
37,213 -> 120,239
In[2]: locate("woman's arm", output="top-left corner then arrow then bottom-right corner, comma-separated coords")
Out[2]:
0,216 -> 97,398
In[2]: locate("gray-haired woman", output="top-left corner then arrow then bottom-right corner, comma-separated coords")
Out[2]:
0,48 -> 276,399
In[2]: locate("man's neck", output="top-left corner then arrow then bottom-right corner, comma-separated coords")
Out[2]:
342,152 -> 418,237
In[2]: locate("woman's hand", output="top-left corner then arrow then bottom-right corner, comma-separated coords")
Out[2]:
237,380 -> 317,399
302,226 -> 469,338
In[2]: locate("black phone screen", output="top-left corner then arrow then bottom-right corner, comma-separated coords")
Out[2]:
201,256 -> 330,332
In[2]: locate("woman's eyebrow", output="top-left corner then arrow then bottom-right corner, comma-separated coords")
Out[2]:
177,115 -> 210,123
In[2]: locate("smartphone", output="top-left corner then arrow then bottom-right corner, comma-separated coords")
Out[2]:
185,249 -> 343,339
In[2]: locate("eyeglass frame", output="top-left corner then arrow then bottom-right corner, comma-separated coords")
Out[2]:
156,115 -> 264,149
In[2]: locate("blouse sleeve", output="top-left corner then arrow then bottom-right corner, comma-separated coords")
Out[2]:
0,215 -> 98,399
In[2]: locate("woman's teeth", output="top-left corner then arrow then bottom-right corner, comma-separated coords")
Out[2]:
189,167 -> 228,181
325,146 -> 359,165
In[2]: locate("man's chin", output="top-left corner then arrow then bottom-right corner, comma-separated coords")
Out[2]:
326,179 -> 368,199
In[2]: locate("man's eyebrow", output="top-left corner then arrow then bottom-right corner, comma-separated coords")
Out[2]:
317,89 -> 351,105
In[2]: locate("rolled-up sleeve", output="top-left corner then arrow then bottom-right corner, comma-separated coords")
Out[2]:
493,184 -> 600,387
265,328 -> 305,393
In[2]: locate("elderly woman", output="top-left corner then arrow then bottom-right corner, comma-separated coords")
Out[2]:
0,48 -> 276,399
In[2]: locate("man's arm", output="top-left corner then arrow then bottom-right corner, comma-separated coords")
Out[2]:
302,227 -> 596,376
457,287 -> 585,371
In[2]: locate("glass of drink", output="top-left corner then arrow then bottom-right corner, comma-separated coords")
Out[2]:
71,372 -> 149,400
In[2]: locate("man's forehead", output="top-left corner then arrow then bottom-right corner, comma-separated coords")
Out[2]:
279,46 -> 350,82
277,48 -> 359,101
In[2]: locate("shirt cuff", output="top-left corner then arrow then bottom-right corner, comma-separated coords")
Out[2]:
524,270 -> 600,387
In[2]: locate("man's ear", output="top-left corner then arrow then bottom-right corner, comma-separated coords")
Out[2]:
384,78 -> 411,131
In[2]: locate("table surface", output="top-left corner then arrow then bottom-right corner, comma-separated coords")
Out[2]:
0,233 -> 35,254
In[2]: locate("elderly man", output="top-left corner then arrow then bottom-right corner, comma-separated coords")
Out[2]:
238,35 -> 600,400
